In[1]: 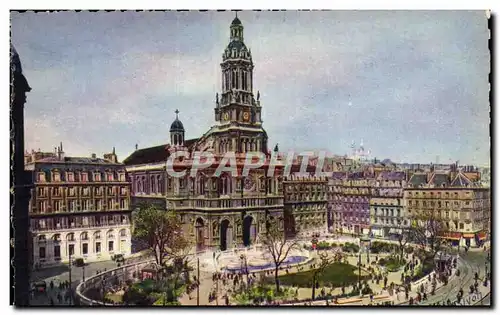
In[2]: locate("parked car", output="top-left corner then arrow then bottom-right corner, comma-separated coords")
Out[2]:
73,258 -> 85,267
32,281 -> 47,293
112,254 -> 125,264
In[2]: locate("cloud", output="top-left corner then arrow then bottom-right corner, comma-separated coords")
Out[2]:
12,10 -> 490,165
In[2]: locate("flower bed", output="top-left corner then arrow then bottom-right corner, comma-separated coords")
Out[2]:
270,263 -> 370,288
378,255 -> 405,272
231,285 -> 296,305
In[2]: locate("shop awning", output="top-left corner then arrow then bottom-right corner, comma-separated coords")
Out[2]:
440,232 -> 462,240
463,233 -> 475,238
389,228 -> 402,234
478,232 -> 488,240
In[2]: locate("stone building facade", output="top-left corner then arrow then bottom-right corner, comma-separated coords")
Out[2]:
283,175 -> 328,238
26,147 -> 132,267
328,172 -> 347,234
337,172 -> 376,235
369,171 -> 408,238
404,171 -> 490,247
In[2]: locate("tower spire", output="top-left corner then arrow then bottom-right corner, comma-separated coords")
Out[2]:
175,109 -> 179,119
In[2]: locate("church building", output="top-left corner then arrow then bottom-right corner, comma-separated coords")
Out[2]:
124,15 -> 328,251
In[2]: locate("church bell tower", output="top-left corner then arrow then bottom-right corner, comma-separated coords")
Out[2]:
213,13 -> 267,154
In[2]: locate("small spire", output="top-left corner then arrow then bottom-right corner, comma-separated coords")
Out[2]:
112,146 -> 116,154
175,109 -> 179,119
135,144 -> 138,151
60,142 -> 63,152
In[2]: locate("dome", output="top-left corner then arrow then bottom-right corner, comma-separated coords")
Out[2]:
227,40 -> 247,52
170,109 -> 184,132
231,16 -> 242,26
170,118 -> 184,132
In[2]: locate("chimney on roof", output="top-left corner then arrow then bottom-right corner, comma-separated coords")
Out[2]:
57,142 -> 65,161
104,147 -> 118,163
91,153 -> 97,159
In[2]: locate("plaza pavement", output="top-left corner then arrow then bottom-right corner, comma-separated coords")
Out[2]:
29,251 -> 151,306
30,235 -> 490,306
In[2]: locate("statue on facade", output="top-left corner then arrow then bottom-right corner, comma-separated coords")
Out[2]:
257,91 -> 260,101
231,90 -> 236,103
216,92 -> 219,105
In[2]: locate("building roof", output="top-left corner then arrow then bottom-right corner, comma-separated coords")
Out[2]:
378,171 -> 405,181
348,172 -> 365,180
331,172 -> 347,180
123,138 -> 198,166
428,172 -> 450,187
450,172 -> 474,187
32,156 -> 118,165
408,173 -> 427,187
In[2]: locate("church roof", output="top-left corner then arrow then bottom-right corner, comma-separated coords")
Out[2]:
170,118 -> 184,132
231,16 -> 242,25
226,40 -> 247,52
123,138 -> 198,166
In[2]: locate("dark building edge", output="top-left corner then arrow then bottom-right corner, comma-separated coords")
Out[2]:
10,45 -> 32,306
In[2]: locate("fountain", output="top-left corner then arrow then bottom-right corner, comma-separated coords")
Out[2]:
199,243 -> 311,273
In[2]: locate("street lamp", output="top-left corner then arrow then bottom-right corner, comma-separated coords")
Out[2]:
358,251 -> 362,294
82,264 -> 86,282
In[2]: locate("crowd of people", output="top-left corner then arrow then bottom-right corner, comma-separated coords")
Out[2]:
31,279 -> 73,305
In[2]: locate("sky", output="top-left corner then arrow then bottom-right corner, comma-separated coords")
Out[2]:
10,10 -> 490,165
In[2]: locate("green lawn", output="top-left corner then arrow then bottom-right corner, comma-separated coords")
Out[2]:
105,293 -> 123,303
270,263 -> 371,288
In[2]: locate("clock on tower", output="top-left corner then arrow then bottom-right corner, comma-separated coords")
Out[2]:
243,111 -> 250,122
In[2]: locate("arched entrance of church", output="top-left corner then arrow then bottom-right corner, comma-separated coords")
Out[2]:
220,219 -> 232,251
195,218 -> 205,252
243,216 -> 256,247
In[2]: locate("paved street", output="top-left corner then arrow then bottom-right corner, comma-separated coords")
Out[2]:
29,240 -> 490,307
419,250 -> 490,306
29,253 -> 151,306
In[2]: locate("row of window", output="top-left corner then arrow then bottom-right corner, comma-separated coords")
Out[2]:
223,68 -> 251,92
406,190 -> 474,198
37,171 -> 126,183
37,229 -> 127,242
372,209 -> 402,217
372,218 -> 405,225
35,199 -> 129,213
407,200 -> 468,207
38,240 -> 126,259
342,217 -> 370,223
31,215 -> 130,231
37,186 -> 128,198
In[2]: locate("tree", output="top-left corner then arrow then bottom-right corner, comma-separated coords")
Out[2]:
261,217 -> 299,293
133,204 -> 191,267
311,251 -> 333,300
395,228 -> 411,263
408,210 -> 446,258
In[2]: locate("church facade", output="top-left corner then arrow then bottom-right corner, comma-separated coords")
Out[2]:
124,16 -> 329,251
